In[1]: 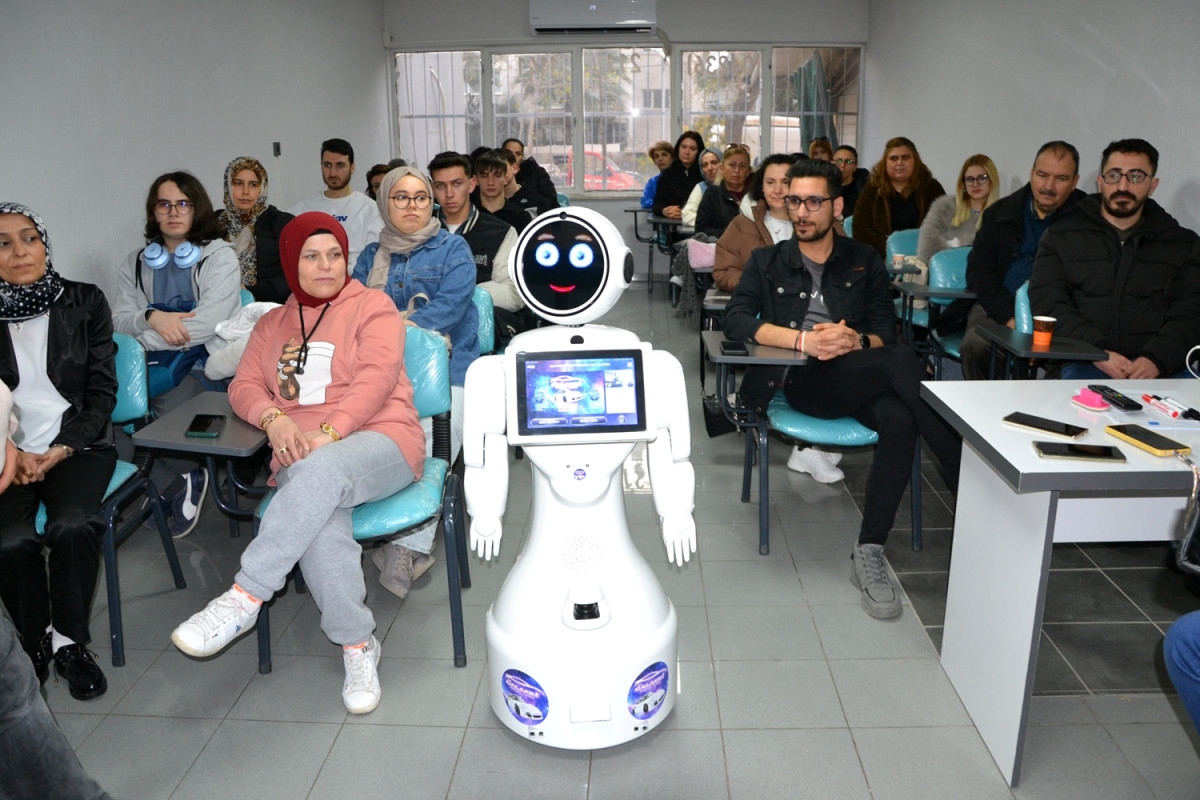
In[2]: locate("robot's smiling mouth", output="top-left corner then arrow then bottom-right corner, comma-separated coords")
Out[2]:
549,284 -> 576,293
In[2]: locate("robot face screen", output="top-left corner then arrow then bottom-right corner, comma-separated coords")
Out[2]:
521,219 -> 608,315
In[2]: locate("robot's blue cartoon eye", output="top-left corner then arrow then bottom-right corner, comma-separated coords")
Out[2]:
535,242 -> 560,267
569,243 -> 594,269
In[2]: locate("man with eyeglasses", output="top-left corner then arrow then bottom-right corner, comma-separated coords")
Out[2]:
288,138 -> 383,270
1031,138 -> 1200,379
957,141 -> 1085,379
723,160 -> 961,620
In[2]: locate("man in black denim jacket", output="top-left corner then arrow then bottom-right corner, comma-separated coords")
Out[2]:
723,159 -> 961,619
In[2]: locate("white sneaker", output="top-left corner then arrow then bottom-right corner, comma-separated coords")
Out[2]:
342,635 -> 382,714
171,587 -> 260,657
786,446 -> 845,483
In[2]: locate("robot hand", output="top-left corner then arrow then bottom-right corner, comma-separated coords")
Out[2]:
471,515 -> 503,561
661,514 -> 697,566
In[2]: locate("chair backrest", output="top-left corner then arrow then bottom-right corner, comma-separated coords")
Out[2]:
928,246 -> 971,306
240,288 -> 255,306
1015,281 -> 1033,334
557,192 -> 570,207
404,325 -> 451,419
112,333 -> 149,423
842,215 -> 853,237
885,228 -> 920,264
472,286 -> 495,355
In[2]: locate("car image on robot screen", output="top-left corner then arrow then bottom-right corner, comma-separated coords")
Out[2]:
518,350 -> 647,437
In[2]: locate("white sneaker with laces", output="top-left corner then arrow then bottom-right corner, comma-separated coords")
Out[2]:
171,587 -> 260,657
786,446 -> 845,483
342,635 -> 382,714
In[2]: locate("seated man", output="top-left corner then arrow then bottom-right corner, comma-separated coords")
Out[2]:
428,151 -> 527,347
474,149 -> 531,234
502,137 -> 560,215
723,159 -> 961,619
1031,138 -> 1200,379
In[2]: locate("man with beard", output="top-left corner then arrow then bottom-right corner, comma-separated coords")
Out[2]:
723,160 -> 961,620
1031,139 -> 1200,379
288,138 -> 383,268
957,141 -> 1085,379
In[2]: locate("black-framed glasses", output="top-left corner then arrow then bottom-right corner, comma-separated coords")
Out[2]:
833,157 -> 856,166
1101,169 -> 1151,185
389,193 -> 432,210
783,195 -> 833,212
963,174 -> 991,186
154,200 -> 194,215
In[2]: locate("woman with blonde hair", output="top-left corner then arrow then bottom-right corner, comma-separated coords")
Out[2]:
851,136 -> 945,258
917,154 -> 1000,265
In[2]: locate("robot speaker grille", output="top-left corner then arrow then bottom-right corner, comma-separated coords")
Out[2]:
562,534 -> 603,574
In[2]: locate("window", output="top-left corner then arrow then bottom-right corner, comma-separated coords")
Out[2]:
492,52 -> 573,187
394,51 -> 482,171
581,47 -> 670,191
770,48 -> 861,156
681,50 -> 762,154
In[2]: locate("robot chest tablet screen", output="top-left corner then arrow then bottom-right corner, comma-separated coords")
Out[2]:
515,349 -> 647,439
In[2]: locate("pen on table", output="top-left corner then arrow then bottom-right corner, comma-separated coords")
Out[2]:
1159,395 -> 1200,420
1142,394 -> 1179,417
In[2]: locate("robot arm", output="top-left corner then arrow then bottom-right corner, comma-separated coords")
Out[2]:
646,351 -> 696,566
463,356 -> 510,560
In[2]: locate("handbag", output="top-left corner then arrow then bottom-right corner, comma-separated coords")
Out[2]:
701,391 -> 737,438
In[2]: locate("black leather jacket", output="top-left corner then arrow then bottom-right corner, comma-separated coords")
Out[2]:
0,280 -> 117,452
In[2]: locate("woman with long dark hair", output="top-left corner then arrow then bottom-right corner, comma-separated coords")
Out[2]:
852,137 -> 945,258
652,131 -> 705,219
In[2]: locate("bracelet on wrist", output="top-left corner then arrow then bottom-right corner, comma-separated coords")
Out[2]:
260,410 -> 286,430
54,443 -> 73,458
320,422 -> 342,442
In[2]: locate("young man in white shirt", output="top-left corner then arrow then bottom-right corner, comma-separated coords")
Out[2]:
287,138 -> 383,270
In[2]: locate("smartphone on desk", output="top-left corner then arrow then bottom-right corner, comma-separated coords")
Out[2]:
185,413 -> 226,438
1033,441 -> 1126,463
1105,424 -> 1191,456
1003,411 -> 1087,439
720,340 -> 748,356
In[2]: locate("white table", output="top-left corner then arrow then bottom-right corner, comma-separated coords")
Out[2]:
921,379 -> 1200,786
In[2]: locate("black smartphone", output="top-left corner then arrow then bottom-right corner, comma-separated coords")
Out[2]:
185,414 -> 226,438
1003,411 -> 1087,439
720,340 -> 748,356
1033,441 -> 1126,463
1105,424 -> 1191,456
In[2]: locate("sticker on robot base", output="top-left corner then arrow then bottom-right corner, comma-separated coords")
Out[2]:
501,669 -> 549,725
627,662 -> 669,720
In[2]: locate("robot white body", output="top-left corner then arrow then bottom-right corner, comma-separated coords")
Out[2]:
463,208 -> 696,749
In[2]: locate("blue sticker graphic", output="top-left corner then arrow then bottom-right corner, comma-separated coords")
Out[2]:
627,662 -> 669,720
502,669 -> 549,725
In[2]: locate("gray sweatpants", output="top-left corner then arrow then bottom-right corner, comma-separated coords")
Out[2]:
235,431 -> 415,647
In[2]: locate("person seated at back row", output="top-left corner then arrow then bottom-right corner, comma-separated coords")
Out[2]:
852,136 -> 945,259
653,131 -> 705,220
502,138 -> 559,216
695,145 -> 752,237
641,140 -> 674,210
218,156 -> 294,304
916,154 -> 1000,266
682,147 -> 724,228
473,149 -> 530,234
355,166 -> 478,599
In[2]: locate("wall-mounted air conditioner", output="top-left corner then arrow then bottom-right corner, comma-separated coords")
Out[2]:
530,0 -> 656,35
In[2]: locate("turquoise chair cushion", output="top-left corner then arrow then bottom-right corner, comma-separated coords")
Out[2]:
254,456 -> 449,540
473,286 -> 495,355
36,460 -> 138,533
932,332 -> 963,360
843,215 -> 853,237
766,394 -> 878,448
557,193 -> 570,207
885,229 -> 920,265
895,297 -> 929,330
927,246 -> 971,307
112,333 -> 149,423
240,288 -> 255,306
405,326 -> 451,419
1015,282 -> 1033,334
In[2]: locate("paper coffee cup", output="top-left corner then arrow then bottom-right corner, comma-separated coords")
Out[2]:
1032,316 -> 1056,348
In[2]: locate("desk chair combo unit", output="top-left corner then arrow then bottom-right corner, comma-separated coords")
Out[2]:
253,325 -> 470,673
896,246 -> 976,379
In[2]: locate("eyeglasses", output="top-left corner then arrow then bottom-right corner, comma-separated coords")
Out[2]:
154,200 -> 194,215
1101,169 -> 1151,185
833,158 -> 856,166
783,195 -> 834,212
963,174 -> 990,186
389,193 -> 432,210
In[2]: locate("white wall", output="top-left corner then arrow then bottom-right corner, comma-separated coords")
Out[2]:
0,0 -> 391,291
862,0 -> 1200,227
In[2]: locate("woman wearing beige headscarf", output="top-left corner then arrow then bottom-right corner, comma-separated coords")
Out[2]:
218,156 -> 293,303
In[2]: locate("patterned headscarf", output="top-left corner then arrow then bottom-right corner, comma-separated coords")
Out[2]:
221,156 -> 270,288
368,166 -> 441,290
0,202 -> 64,322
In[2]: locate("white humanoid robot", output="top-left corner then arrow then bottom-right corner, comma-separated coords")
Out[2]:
463,207 -> 697,750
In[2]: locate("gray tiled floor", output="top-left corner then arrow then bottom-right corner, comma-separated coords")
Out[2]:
36,283 -> 1200,798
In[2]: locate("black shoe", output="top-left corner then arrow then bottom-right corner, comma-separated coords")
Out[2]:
53,644 -> 107,700
29,632 -> 52,684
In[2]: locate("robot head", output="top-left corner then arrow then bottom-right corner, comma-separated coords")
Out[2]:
511,206 -> 633,325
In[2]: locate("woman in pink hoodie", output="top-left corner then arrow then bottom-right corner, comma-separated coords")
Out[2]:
170,212 -> 424,715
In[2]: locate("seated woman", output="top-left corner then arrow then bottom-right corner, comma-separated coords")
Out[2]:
111,172 -> 242,537
833,146 -> 869,220
681,147 -> 724,227
171,213 -> 424,714
916,154 -> 999,265
354,166 -> 477,599
0,203 -> 116,701
695,145 -> 752,237
808,137 -> 834,162
218,156 -> 294,304
852,137 -> 945,259
640,140 -> 674,210
652,131 -> 705,220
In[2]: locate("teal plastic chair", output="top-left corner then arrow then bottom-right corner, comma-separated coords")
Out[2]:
843,215 -> 853,237
254,325 -> 469,672
240,288 -> 255,306
557,192 -> 570,207
924,246 -> 972,377
1015,281 -> 1033,334
473,286 -> 495,355
885,228 -> 920,267
35,333 -> 185,666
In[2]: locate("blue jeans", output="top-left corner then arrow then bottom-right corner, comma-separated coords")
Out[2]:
1060,361 -> 1195,381
1165,610 -> 1200,735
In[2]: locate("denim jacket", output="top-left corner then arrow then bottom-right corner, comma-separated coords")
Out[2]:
353,230 -> 479,386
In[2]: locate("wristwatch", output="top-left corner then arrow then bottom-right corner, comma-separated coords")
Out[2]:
859,332 -> 871,350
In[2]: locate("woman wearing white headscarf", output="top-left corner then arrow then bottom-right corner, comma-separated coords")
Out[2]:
218,156 -> 294,303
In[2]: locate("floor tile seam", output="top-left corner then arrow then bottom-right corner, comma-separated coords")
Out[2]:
1038,629 -> 1093,695
1040,619 -> 1166,626
1094,567 -> 1171,625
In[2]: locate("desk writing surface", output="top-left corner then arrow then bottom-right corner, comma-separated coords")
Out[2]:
700,330 -> 808,366
133,391 -> 267,458
922,379 -> 1200,494
975,321 -> 1106,361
